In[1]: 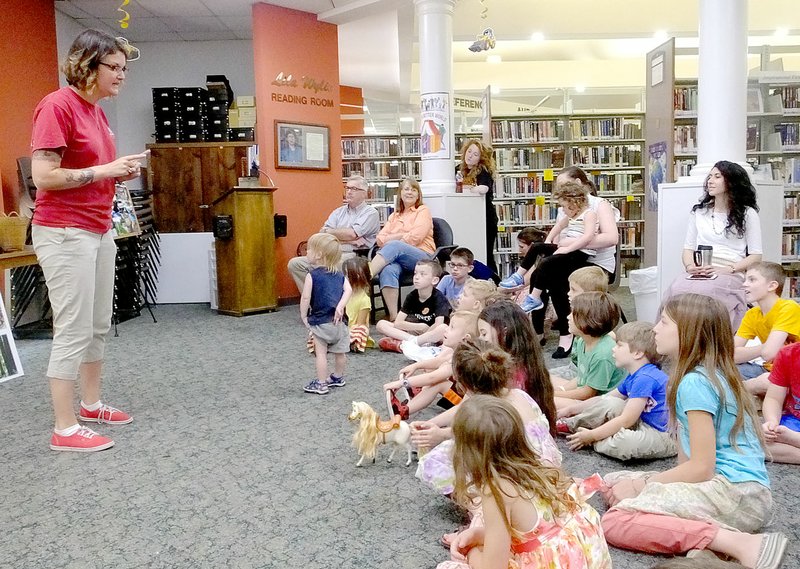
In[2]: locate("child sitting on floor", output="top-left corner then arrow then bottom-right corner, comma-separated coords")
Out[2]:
600,293 -> 785,568
548,265 -> 610,376
551,292 -> 625,411
734,262 -> 800,396
477,300 -> 557,435
762,342 -> 800,464
402,279 -> 496,362
413,339 -> 561,497
300,233 -> 352,395
557,321 -> 677,461
437,396 -> 611,569
383,310 -> 478,419
438,247 -> 475,308
377,259 -> 451,353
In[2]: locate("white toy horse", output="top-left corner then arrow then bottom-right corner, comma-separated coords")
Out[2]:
348,401 -> 412,467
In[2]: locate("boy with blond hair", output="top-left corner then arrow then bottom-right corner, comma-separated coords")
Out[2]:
556,321 -> 676,461
401,278 -> 496,361
736,262 -> 800,395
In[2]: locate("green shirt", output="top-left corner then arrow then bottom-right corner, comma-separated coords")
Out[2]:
572,334 -> 626,394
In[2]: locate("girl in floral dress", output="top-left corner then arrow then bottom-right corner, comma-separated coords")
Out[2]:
438,395 -> 611,569
414,339 -> 561,496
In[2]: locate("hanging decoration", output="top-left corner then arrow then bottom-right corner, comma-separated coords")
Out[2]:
118,0 -> 131,29
469,28 -> 496,53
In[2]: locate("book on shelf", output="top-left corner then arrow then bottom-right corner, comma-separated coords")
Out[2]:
786,158 -> 800,185
491,119 -> 564,143
570,145 -> 642,167
786,276 -> 800,301
775,123 -> 800,149
341,137 -> 400,158
782,232 -> 800,257
674,86 -> 698,114
775,86 -> 800,111
785,195 -> 799,221
568,117 -> 641,140
495,201 -> 559,225
674,124 -> 697,153
495,147 -> 565,171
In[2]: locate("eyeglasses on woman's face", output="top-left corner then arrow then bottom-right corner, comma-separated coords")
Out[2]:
99,61 -> 128,75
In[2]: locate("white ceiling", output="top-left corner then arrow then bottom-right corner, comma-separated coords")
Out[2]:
53,0 -> 800,110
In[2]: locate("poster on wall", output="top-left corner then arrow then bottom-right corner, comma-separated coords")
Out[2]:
647,141 -> 667,212
420,92 -> 451,160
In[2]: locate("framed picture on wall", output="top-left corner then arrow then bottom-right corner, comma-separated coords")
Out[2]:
274,121 -> 330,170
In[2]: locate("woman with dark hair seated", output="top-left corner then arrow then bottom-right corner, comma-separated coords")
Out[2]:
661,160 -> 762,329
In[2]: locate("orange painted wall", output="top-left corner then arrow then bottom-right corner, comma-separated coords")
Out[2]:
0,1 -> 59,212
253,3 -> 343,301
340,85 -> 364,135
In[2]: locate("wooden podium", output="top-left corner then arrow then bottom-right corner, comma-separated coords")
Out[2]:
212,186 -> 278,316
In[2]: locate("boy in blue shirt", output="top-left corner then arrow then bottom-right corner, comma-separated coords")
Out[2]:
556,321 -> 676,461
437,247 -> 475,308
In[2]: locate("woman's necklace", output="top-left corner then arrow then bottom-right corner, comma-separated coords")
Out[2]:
711,208 -> 727,235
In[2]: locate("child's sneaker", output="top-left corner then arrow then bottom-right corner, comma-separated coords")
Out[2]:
519,294 -> 544,313
499,273 -> 524,289
328,374 -> 346,387
379,337 -> 403,353
50,426 -> 115,452
303,379 -> 330,394
79,403 -> 133,425
555,419 -> 573,436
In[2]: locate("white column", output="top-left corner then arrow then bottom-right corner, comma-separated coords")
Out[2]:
415,0 -> 456,196
689,0 -> 749,179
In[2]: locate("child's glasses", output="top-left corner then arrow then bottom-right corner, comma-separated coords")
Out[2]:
447,262 -> 470,269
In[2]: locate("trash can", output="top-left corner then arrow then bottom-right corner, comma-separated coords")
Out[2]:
629,266 -> 659,323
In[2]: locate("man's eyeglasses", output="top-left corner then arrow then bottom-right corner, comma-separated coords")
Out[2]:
99,62 -> 128,74
447,262 -> 470,269
345,185 -> 367,192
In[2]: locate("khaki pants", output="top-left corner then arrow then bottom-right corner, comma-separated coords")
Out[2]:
564,396 -> 677,461
287,252 -> 355,293
32,225 -> 117,380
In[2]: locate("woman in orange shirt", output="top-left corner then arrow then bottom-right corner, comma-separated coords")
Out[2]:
369,177 -> 435,319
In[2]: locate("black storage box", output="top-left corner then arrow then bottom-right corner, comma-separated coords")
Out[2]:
228,127 -> 255,142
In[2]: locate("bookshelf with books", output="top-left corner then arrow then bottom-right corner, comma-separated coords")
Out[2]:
490,112 -> 646,279
673,77 -> 800,279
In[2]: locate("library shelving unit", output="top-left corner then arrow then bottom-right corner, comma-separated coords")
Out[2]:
340,134 -> 422,224
490,110 -> 646,279
673,76 -> 800,301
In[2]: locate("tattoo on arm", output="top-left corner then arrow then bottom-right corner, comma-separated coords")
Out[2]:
64,169 -> 94,185
32,149 -> 62,163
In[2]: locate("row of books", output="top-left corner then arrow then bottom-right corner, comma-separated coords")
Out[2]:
674,86 -> 699,113
570,145 -> 642,167
495,148 -> 566,171
619,222 -> 641,249
675,158 -> 696,178
592,171 -> 644,193
606,197 -> 643,221
674,125 -> 697,153
402,137 -> 421,156
568,118 -> 642,141
775,86 -> 800,110
786,277 -> 800,301
341,137 -> 401,158
782,232 -> 800,257
775,123 -> 800,148
785,196 -> 800,221
341,160 -> 421,179
783,158 -> 800,184
366,183 -> 398,202
496,176 -> 554,198
496,230 -> 522,252
495,202 -> 560,224
491,120 -> 564,143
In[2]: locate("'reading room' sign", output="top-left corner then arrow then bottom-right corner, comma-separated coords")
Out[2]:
270,72 -> 335,107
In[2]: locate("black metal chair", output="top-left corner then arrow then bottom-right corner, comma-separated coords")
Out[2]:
608,241 -> 628,324
370,217 -> 457,322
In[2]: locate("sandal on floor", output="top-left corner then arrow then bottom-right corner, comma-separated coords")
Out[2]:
755,533 -> 787,569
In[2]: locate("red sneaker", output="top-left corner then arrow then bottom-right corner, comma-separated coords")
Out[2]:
50,426 -> 114,452
378,337 -> 403,353
555,420 -> 572,436
79,404 -> 133,425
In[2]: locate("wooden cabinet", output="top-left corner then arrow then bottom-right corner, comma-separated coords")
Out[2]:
146,142 -> 253,232
213,187 -> 278,316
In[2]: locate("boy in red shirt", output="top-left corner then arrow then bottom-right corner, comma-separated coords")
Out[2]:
762,342 -> 800,463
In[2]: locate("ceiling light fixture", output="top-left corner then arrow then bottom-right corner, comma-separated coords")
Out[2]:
774,28 -> 789,38
654,30 -> 669,42
399,117 -> 415,122
575,85 -> 586,93
530,32 -> 544,42
491,85 -> 501,95
487,55 -> 502,64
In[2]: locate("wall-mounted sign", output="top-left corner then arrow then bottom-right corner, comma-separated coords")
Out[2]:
270,72 -> 335,108
420,92 -> 451,160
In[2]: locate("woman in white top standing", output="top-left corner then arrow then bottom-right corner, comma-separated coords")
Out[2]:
663,160 -> 762,329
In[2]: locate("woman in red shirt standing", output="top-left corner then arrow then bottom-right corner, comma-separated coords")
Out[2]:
31,30 -> 146,452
